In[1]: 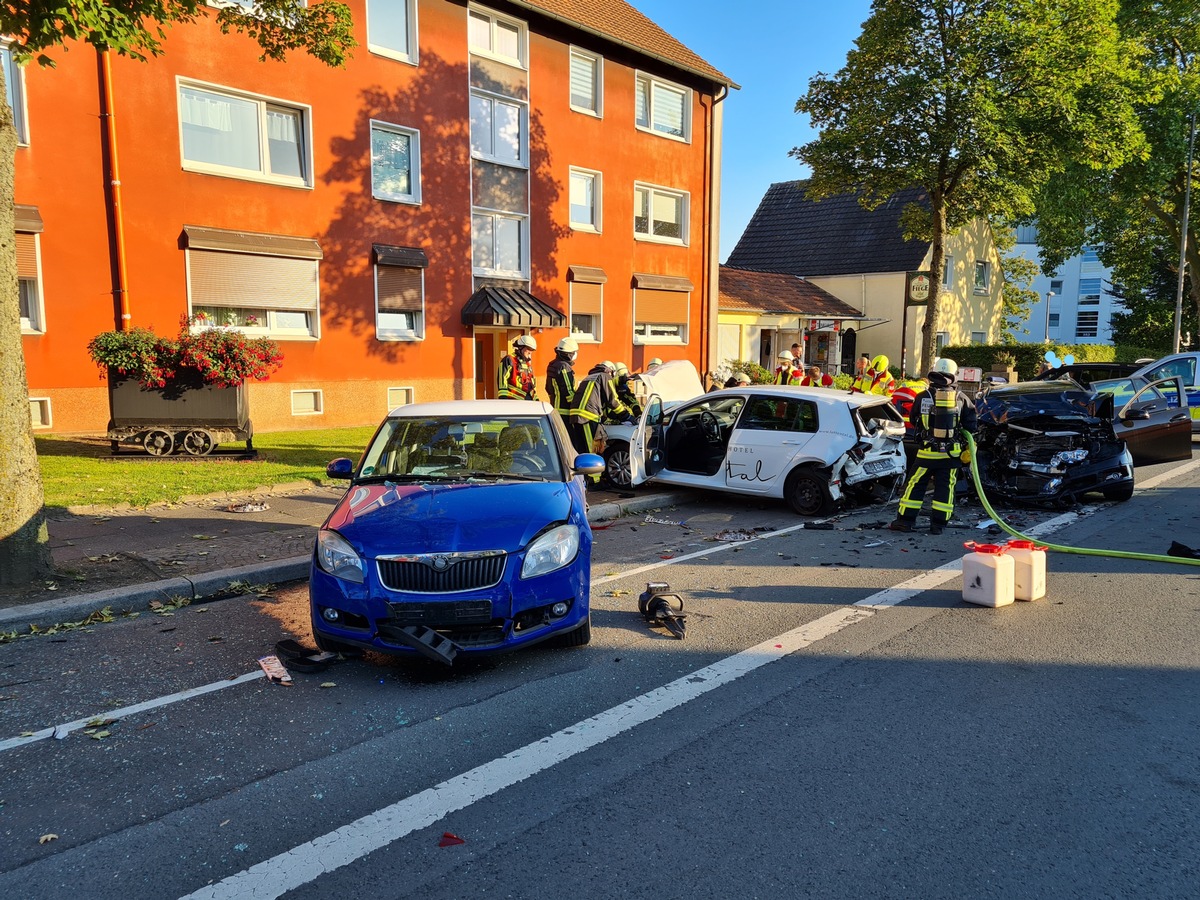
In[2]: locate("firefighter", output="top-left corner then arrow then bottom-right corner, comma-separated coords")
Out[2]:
889,358 -> 977,534
852,354 -> 896,395
613,362 -> 642,418
498,334 -> 537,400
546,336 -> 579,418
773,350 -> 801,385
569,361 -> 629,467
802,365 -> 832,387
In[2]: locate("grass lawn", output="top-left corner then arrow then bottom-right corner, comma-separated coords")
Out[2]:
37,426 -> 377,509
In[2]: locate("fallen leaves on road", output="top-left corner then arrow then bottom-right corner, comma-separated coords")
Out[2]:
38,834 -> 58,844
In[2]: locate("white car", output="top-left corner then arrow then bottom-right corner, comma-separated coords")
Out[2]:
603,362 -> 907,515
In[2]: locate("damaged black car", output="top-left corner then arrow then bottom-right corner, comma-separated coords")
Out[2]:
974,382 -> 1134,505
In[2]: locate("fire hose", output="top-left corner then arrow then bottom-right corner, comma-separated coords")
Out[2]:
961,431 -> 1200,567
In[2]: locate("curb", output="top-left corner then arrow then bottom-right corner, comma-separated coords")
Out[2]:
0,490 -> 697,633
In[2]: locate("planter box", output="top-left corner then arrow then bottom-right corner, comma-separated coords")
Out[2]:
106,369 -> 253,455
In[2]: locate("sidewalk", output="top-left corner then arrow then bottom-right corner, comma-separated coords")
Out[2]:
0,483 -> 700,632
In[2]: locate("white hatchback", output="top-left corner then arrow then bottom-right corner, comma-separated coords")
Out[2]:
604,362 -> 907,515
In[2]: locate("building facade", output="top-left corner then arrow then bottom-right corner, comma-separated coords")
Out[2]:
1010,225 -> 1120,345
13,0 -> 733,434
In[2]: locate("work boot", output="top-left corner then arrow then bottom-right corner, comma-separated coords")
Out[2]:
888,519 -> 912,533
929,523 -> 944,535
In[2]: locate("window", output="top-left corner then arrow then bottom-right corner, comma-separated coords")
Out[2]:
569,48 -> 602,115
179,82 -> 309,186
569,168 -> 601,231
1015,223 -> 1039,244
16,227 -> 42,332
569,266 -> 605,342
1075,311 -> 1099,339
1048,313 -> 1060,327
370,121 -> 420,203
291,390 -> 324,416
942,255 -> 953,288
472,211 -> 527,277
633,275 -> 690,345
388,387 -> 414,408
970,331 -> 986,344
1050,278 -> 1063,294
470,92 -> 526,167
635,72 -> 689,141
468,6 -> 526,68
375,245 -> 427,341
367,0 -> 417,63
1081,246 -> 1101,265
741,397 -> 818,434
29,398 -> 51,429
935,331 -> 949,353
634,183 -> 688,244
2,43 -> 28,144
184,226 -> 321,339
973,261 -> 990,293
1078,277 -> 1102,305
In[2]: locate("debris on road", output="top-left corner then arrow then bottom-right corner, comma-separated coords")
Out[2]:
639,582 -> 687,639
713,529 -> 757,542
1168,541 -> 1199,559
439,832 -> 465,847
274,639 -> 339,673
38,834 -> 58,845
227,501 -> 270,513
644,515 -> 688,527
257,654 -> 293,685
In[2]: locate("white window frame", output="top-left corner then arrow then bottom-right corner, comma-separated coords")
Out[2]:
632,321 -> 686,346
569,47 -> 603,117
2,42 -> 29,145
942,254 -> 953,288
634,182 -> 689,245
470,91 -> 527,168
472,210 -> 528,278
370,120 -> 421,204
18,233 -> 44,333
569,282 -> 603,343
634,72 -> 691,142
374,265 -> 425,342
467,4 -> 527,69
935,331 -> 950,353
29,398 -> 51,429
973,260 -> 990,294
291,389 -> 324,416
970,330 -> 987,344
191,307 -> 316,339
387,386 -> 414,409
569,167 -> 601,232
177,79 -> 312,188
366,0 -> 418,65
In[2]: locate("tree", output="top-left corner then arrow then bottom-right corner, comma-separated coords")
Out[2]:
792,0 -> 1150,372
1109,246 -> 1197,352
0,2 -> 354,587
1033,0 -> 1200,347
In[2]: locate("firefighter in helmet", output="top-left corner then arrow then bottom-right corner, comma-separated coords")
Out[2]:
890,358 -> 977,534
498,334 -> 537,400
568,361 -> 629,465
546,336 -> 579,418
852,354 -> 896,396
612,362 -> 641,418
774,350 -> 801,385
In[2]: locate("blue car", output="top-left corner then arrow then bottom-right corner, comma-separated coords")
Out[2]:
309,400 -> 605,665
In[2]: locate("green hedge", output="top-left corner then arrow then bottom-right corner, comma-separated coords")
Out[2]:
940,344 -> 1163,380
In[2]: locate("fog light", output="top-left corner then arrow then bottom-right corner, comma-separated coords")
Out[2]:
551,601 -> 569,617
322,607 -> 341,622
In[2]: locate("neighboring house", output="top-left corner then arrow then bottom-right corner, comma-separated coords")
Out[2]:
725,181 -> 1005,375
1010,224 -> 1120,345
717,267 -> 873,375
13,0 -> 734,434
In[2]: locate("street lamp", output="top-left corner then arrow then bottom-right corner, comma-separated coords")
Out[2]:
1043,291 -> 1056,342
1173,109 -> 1196,354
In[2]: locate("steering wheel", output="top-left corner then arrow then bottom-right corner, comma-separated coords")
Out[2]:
509,453 -> 548,474
699,410 -> 722,444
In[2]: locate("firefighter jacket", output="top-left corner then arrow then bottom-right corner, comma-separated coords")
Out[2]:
546,357 -> 576,415
774,365 -> 801,385
498,352 -> 536,400
852,369 -> 896,395
615,374 -> 642,417
570,366 -> 628,424
910,372 -> 977,463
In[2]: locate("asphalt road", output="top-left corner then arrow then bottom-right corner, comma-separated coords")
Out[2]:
2,449 -> 1199,899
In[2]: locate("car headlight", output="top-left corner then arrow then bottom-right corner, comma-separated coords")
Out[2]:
521,524 -> 580,579
315,530 -> 365,583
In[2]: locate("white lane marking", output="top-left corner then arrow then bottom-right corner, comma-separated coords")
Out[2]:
178,508 -> 1089,900
0,671 -> 264,753
1137,453 -> 1200,490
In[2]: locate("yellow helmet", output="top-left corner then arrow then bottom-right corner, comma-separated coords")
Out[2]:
871,354 -> 889,372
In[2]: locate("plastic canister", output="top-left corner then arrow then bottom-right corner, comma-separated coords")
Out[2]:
1005,539 -> 1047,601
961,542 -> 1015,607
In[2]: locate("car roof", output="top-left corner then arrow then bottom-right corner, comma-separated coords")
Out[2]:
734,384 -> 890,409
386,399 -> 554,418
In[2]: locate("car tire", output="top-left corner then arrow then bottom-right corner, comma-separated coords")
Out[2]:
603,442 -> 633,488
555,616 -> 591,647
784,466 -> 833,516
1102,482 -> 1135,502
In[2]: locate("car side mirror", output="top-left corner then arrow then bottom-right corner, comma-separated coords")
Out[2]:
573,452 -> 605,476
1122,408 -> 1151,421
326,457 -> 355,479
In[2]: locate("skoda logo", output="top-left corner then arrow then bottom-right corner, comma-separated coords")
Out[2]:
431,556 -> 451,571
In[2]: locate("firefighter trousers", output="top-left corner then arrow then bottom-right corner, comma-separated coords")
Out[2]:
896,457 -> 957,527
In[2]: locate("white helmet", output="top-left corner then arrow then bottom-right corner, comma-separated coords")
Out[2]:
555,336 -> 579,354
735,372 -> 751,385
648,357 -> 663,367
514,334 -> 537,350
600,360 -> 616,372
932,357 -> 958,376
615,362 -> 630,377
778,350 -> 794,362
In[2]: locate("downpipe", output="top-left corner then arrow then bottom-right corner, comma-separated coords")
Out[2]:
963,432 -> 1200,567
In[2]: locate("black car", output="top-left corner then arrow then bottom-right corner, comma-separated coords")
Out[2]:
1031,363 -> 1140,387
974,382 -> 1135,505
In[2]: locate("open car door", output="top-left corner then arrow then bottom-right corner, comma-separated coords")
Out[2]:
1115,376 -> 1193,465
629,394 -> 666,486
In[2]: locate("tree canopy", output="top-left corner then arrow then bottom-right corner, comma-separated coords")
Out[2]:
793,0 -> 1151,369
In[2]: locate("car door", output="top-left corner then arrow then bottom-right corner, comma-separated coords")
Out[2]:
723,394 -> 818,494
628,394 -> 666,485
1113,376 -> 1193,465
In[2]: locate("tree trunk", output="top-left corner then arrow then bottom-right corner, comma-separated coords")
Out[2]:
0,64 -> 51,586
920,196 -> 948,376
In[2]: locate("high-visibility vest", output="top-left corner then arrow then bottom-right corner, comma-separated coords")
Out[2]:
546,358 -> 576,415
498,354 -> 535,400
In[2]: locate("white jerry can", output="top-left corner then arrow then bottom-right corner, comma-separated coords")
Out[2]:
961,542 -> 1015,607
1004,539 -> 1047,601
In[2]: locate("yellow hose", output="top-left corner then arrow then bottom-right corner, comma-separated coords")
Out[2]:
962,432 -> 1200,566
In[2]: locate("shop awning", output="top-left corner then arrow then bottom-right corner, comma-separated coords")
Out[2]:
462,286 -> 565,328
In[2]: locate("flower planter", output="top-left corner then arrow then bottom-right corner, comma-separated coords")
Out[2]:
106,369 -> 254,456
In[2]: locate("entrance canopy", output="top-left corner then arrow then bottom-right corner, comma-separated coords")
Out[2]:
462,286 -> 565,328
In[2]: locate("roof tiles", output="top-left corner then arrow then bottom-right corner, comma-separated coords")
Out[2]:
719,267 -> 864,317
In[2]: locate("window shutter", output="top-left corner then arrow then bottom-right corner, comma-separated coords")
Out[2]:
635,78 -> 648,126
635,288 -> 688,324
15,233 -> 37,279
570,53 -> 595,109
377,266 -> 423,312
189,249 -> 319,310
652,83 -> 685,136
571,282 -> 602,316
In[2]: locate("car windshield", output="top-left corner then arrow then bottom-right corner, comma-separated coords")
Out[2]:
356,415 -> 562,481
1090,378 -> 1141,405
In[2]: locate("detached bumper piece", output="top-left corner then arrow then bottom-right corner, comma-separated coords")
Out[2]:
375,622 -> 463,666
639,582 -> 687,639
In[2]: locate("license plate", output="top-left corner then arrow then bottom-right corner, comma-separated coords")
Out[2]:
864,459 -> 894,473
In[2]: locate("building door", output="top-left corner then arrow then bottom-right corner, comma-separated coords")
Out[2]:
473,329 -> 522,398
840,328 -> 857,374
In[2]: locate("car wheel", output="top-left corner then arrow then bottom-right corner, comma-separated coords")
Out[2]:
603,442 -> 632,488
1102,482 -> 1135,502
784,466 -> 833,516
555,616 -> 591,647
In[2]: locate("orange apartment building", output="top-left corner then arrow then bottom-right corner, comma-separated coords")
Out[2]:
12,0 -> 733,434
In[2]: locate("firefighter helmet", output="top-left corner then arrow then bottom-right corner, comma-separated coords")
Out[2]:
734,372 -> 751,385
648,357 -> 663,367
932,357 -> 958,376
615,362 -> 630,377
778,350 -> 794,362
513,334 -> 538,350
555,336 -> 579,354
871,354 -> 889,372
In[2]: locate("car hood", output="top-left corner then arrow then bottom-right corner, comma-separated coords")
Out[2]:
323,481 -> 573,556
635,360 -> 706,404
977,383 -> 1114,429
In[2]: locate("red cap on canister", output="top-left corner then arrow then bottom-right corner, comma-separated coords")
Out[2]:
963,541 -> 1005,554
1005,539 -> 1048,551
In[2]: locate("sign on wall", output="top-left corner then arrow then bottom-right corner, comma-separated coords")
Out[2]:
905,271 -> 932,306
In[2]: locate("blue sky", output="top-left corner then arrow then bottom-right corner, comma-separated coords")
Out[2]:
630,0 -> 874,261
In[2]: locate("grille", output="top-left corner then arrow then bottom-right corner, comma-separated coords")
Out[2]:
385,600 -> 494,626
377,551 -> 506,593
